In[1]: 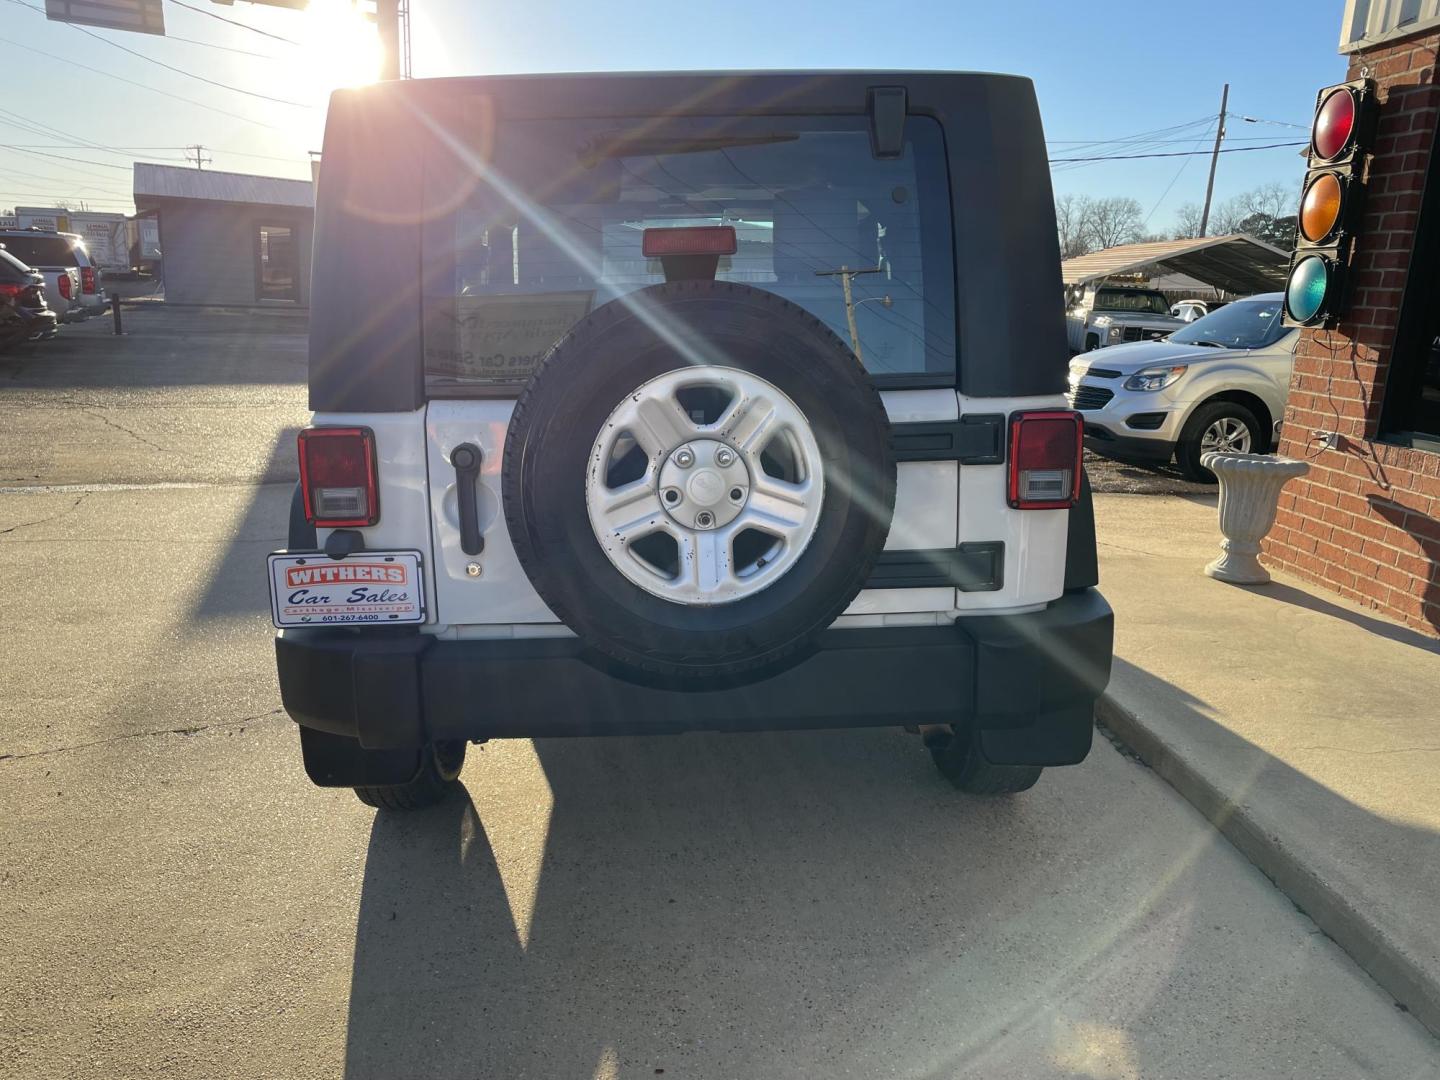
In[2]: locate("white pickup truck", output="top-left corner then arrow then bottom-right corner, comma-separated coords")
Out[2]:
1066,284 -> 1185,353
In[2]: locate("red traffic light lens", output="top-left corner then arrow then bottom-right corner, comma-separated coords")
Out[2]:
1313,87 -> 1356,161
1300,173 -> 1343,242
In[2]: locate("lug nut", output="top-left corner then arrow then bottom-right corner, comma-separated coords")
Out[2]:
673,448 -> 695,468
714,447 -> 736,467
695,511 -> 714,528
730,487 -> 744,501
663,487 -> 682,505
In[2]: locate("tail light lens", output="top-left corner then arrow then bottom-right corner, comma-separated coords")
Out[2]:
58,274 -> 72,300
0,283 -> 23,300
81,266 -> 96,294
298,426 -> 379,527
1008,410 -> 1083,509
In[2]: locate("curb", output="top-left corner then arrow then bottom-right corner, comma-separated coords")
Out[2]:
1096,692 -> 1440,1039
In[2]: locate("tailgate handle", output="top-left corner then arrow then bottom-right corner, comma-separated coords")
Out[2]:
450,443 -> 484,556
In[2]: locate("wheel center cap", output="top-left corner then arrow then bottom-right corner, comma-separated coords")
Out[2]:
657,439 -> 750,530
687,469 -> 725,507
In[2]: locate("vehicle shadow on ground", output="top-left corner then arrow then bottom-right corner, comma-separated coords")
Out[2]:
339,722 -> 1438,1078
191,432 -> 297,620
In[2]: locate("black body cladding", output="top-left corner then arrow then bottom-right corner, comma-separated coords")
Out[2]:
308,71 -> 1068,411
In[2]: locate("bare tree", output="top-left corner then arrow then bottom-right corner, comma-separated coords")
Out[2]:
1085,196 -> 1145,250
1172,202 -> 1205,240
1054,193 -> 1095,259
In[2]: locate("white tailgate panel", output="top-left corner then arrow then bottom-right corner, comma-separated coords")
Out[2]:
844,389 -> 959,616
425,400 -> 559,628
310,409 -> 438,624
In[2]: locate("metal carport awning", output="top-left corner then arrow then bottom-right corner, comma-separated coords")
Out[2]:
1060,234 -> 1290,295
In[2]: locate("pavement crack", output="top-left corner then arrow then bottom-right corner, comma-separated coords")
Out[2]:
81,408 -> 170,453
0,708 -> 286,763
0,493 -> 89,536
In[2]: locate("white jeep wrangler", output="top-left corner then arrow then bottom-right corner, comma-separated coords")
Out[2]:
271,72 -> 1114,809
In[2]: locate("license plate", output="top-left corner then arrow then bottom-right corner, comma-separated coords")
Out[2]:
267,550 -> 426,628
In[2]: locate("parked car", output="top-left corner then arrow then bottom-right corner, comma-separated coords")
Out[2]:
1170,298 -> 1229,323
0,228 -> 103,321
0,248 -> 57,350
268,71 -> 1114,810
1067,292 -> 1296,481
1066,283 -> 1186,352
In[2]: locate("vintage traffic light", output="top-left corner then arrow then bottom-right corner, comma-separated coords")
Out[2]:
1283,79 -> 1379,327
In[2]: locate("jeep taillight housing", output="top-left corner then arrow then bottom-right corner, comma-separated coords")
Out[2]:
80,266 -> 96,294
58,274 -> 72,300
1008,410 -> 1083,509
298,426 -> 379,527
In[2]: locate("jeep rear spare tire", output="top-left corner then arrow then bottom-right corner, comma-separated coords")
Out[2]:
503,281 -> 896,681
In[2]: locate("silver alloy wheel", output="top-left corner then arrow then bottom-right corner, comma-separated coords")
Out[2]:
1200,415 -> 1253,455
585,367 -> 825,605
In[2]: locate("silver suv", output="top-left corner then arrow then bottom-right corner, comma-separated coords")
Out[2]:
1068,293 -> 1296,481
269,72 -> 1113,810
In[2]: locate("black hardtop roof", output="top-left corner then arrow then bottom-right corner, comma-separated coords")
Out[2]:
308,70 -> 1067,410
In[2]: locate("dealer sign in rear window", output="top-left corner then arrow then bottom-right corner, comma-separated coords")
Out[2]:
267,551 -> 425,627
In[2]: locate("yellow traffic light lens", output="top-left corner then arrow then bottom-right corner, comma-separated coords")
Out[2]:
1300,173 -> 1343,243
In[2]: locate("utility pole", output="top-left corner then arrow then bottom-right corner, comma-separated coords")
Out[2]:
814,265 -> 882,363
1198,83 -> 1229,238
376,0 -> 400,80
185,144 -> 211,170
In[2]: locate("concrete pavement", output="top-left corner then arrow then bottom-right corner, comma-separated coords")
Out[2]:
1096,491 -> 1440,1039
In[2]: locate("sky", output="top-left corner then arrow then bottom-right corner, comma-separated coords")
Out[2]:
3,0 -> 1349,234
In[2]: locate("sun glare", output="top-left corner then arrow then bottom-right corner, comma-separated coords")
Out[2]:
300,0 -> 384,91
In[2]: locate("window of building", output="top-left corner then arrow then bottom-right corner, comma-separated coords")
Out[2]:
255,223 -> 298,303
1380,125 -> 1440,453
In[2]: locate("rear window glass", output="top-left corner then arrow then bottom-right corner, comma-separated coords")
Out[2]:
0,248 -> 32,280
421,114 -> 956,393
0,235 -> 77,268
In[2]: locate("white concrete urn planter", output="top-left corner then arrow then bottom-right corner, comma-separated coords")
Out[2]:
1201,452 -> 1310,585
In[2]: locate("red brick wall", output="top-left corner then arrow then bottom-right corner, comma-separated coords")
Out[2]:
1265,33 -> 1440,636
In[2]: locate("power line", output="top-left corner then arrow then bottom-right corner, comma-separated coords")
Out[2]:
0,34 -> 286,130
168,0 -> 303,46
1049,141 -> 1305,164
0,144 -> 131,171
1143,120 -> 1215,227
3,0 -> 310,107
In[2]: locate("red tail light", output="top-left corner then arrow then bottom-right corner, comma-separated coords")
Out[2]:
298,426 -> 379,527
81,266 -> 96,294
1008,410 -> 1083,509
642,225 -> 738,257
58,274 -> 72,301
0,283 -> 24,300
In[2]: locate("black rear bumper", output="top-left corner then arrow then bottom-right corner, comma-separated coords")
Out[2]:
275,588 -> 1112,767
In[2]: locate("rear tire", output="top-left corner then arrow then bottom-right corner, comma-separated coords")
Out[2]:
354,740 -> 466,811
924,726 -> 1042,795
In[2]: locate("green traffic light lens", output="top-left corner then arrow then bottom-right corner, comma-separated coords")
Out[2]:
1286,256 -> 1330,323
